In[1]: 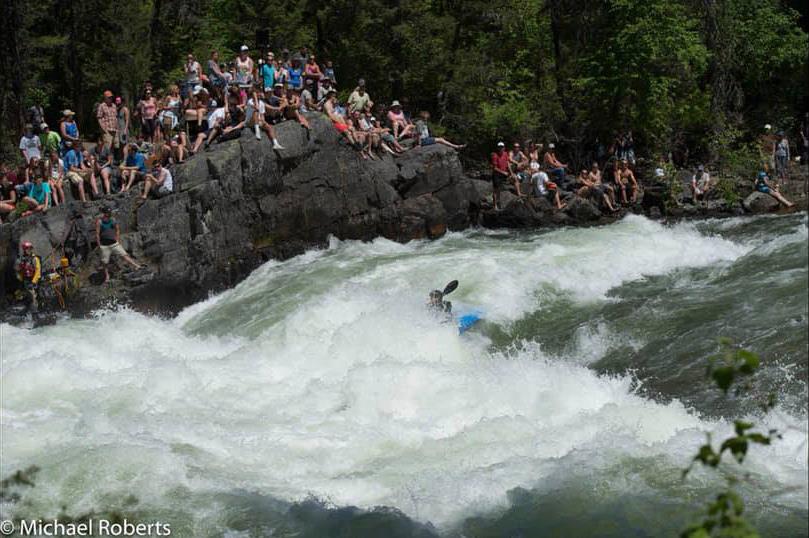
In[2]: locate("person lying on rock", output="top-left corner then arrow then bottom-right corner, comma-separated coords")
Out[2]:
415,111 -> 465,150
754,171 -> 794,208
95,206 -> 143,284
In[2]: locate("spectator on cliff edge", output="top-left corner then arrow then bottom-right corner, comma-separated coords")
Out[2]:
491,141 -> 511,210
754,171 -> 794,208
95,206 -> 142,284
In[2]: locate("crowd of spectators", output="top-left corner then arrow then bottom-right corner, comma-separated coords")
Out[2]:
490,140 -> 641,212
2,44 -> 469,226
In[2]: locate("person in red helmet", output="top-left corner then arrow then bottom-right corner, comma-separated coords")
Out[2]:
16,241 -> 42,316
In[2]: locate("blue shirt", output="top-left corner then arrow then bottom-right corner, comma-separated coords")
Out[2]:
27,182 -> 51,205
260,64 -> 275,89
63,148 -> 83,172
288,67 -> 303,89
126,152 -> 146,173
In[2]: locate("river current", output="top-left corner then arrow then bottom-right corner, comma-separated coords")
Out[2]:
1,213 -> 807,537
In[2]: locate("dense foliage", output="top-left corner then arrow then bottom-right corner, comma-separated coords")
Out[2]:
1,0 -> 806,165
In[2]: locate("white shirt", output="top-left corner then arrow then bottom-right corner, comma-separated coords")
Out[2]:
532,171 -> 550,195
158,168 -> 173,191
19,134 -> 42,162
208,107 -> 227,126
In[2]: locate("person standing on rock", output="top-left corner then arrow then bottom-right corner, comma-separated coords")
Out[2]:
773,131 -> 790,185
95,207 -> 143,284
491,141 -> 512,210
754,171 -> 794,208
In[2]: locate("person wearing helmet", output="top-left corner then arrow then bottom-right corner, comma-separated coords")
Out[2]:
428,290 -> 452,314
754,171 -> 794,208
16,241 -> 42,316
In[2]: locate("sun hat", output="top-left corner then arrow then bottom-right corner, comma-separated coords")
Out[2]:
62,109 -> 75,117
103,90 -> 113,98
391,100 -> 401,107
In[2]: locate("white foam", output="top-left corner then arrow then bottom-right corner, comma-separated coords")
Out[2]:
1,216 -> 805,529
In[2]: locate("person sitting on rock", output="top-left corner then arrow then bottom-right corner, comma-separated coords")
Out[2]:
141,161 -> 173,199
91,134 -> 115,195
0,170 -> 17,223
414,111 -> 465,150
245,85 -> 285,149
577,168 -> 617,212
591,162 -> 617,209
95,206 -> 143,284
691,164 -> 711,203
370,114 -> 406,154
64,141 -> 97,201
21,170 -> 51,216
387,101 -> 414,140
509,142 -> 529,179
324,90 -> 360,149
282,86 -> 310,131
16,241 -> 42,317
543,144 -> 567,183
121,143 -> 148,193
206,101 -> 244,147
754,171 -> 794,208
531,163 -> 565,210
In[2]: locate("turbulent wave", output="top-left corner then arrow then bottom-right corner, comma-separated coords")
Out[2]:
1,214 -> 806,535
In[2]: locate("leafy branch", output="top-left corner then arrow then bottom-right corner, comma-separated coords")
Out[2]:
681,340 -> 780,538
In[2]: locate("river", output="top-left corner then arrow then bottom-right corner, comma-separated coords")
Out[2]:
1,213 -> 807,537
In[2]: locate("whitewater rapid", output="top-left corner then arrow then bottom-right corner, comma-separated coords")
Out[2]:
1,215 -> 807,532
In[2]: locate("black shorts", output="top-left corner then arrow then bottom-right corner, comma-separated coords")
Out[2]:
492,172 -> 506,190
141,118 -> 157,136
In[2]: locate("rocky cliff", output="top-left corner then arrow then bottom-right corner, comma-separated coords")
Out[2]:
1,115 -> 484,319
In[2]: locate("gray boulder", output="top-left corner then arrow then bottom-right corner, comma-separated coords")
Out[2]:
743,191 -> 780,213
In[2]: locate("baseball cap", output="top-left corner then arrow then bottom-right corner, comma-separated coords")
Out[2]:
240,45 -> 249,52
103,90 -> 113,98
391,100 -> 401,107
497,142 -> 505,147
548,143 -> 555,149
40,122 -> 49,130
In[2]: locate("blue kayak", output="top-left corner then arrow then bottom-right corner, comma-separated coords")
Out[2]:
458,311 -> 483,334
